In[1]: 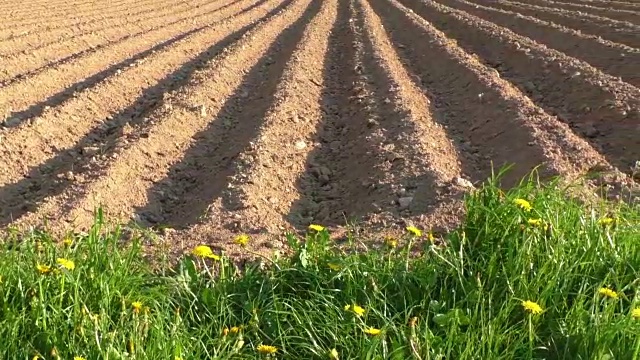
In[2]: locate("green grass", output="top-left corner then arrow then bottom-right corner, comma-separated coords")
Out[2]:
1,171 -> 639,359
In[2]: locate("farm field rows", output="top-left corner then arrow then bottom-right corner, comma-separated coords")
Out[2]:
0,0 -> 638,253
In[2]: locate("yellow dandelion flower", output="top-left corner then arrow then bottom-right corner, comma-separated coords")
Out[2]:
62,237 -> 73,247
222,327 -> 230,336
406,226 -> 422,237
384,236 -> 398,248
598,287 -> 618,299
631,308 -> 640,320
74,357 -> 86,360
234,234 -> 250,247
309,224 -> 325,232
31,355 -> 42,360
363,327 -> 382,336
329,348 -> 339,360
56,258 -> 75,271
352,304 -> 365,317
521,300 -> 543,315
598,217 -> 615,226
514,198 -> 532,211
257,344 -> 278,354
191,245 -> 221,260
345,304 -> 365,316
36,264 -> 52,274
427,232 -> 435,242
230,326 -> 241,334
527,218 -> 544,227
175,357 -> 183,360
328,262 -> 341,271
132,301 -> 143,314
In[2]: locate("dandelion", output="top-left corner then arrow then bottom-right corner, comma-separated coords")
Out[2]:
191,245 -> 221,260
632,308 -> 640,320
222,327 -> 230,336
427,232 -> 435,242
514,198 -> 532,211
309,224 -> 325,232
36,264 -> 52,274
406,226 -> 422,237
345,304 -> 365,317
521,300 -> 543,315
598,287 -> 619,299
327,263 -> 341,271
527,218 -> 544,227
329,348 -> 339,360
234,234 -> 249,247
132,301 -> 144,314
384,236 -> 398,248
256,344 -> 278,354
62,237 -> 73,247
598,217 -> 615,226
74,357 -> 86,360
56,258 -> 75,271
363,327 -> 382,336
230,326 -> 241,334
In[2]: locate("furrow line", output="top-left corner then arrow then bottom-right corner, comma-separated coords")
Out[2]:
353,0 -> 473,231
561,0 -> 640,11
401,0 -> 640,176
0,0 -> 158,31
433,0 -> 640,87
0,0 -> 113,14
518,0 -> 640,23
0,0 -> 281,194
0,0 -> 241,83
0,0 -> 205,55
0,0 -> 260,125
466,0 -> 640,48
0,0 -> 310,235
367,0 -> 616,187
165,0 -> 337,234
0,0 -> 126,20
0,0 -> 171,39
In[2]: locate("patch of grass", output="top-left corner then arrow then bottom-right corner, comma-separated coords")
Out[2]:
1,171 -> 639,359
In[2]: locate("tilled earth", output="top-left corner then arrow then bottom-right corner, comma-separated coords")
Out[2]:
0,0 -> 639,256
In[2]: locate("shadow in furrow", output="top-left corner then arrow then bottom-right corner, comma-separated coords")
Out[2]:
0,0 -> 291,228
132,0 -> 320,229
399,0 -> 640,176
2,0 -> 269,127
0,0 -> 246,87
367,0 -> 561,186
287,0 -> 443,229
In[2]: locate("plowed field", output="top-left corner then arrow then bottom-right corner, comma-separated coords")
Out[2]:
1,0 -> 638,253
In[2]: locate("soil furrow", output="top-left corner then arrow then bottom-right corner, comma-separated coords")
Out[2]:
0,0 -> 262,126
0,0 -> 160,34
0,0 -> 241,84
155,0 -> 337,234
561,0 -> 640,11
367,0 -> 617,189
0,0 -> 171,40
400,0 -> 640,176
286,0 -> 466,232
515,0 -> 640,23
466,0 -> 640,48
0,0 -> 282,194
433,0 -> 640,88
0,0 -> 308,233
0,0 -> 204,56
0,0 -> 128,21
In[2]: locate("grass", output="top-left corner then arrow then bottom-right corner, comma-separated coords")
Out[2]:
0,171 -> 639,359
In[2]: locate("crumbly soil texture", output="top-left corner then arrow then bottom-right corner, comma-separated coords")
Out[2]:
0,0 -> 638,256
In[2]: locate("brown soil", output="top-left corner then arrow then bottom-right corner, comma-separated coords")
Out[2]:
0,0 -> 637,257
469,0 -> 640,48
